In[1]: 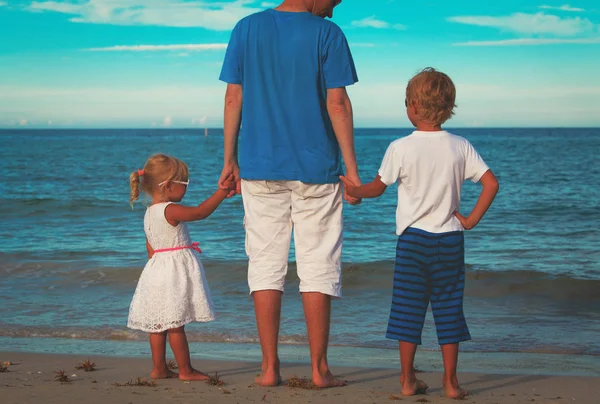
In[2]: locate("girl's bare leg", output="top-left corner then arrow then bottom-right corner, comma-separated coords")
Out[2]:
168,326 -> 210,381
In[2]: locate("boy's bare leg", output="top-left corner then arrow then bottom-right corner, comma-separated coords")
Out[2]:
168,326 -> 209,381
302,292 -> 346,388
441,343 -> 468,399
399,341 -> 429,396
149,331 -> 178,379
253,290 -> 283,386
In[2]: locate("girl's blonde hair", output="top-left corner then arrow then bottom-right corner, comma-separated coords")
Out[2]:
129,154 -> 189,207
406,67 -> 456,127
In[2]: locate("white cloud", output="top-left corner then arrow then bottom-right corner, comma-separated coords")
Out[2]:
539,4 -> 584,12
260,2 -> 277,7
84,44 -> 227,52
162,116 -> 173,127
191,116 -> 207,126
448,12 -> 596,36
27,0 -> 261,30
348,83 -> 600,127
351,16 -> 406,30
0,86 -> 225,126
19,119 -> 28,126
454,37 -> 600,46
0,2 -> 8,6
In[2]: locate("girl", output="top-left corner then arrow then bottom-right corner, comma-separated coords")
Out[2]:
128,153 -> 235,381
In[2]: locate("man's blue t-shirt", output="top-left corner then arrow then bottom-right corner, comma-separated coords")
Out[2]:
219,9 -> 358,184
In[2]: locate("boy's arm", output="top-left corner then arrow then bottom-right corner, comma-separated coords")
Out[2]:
455,170 -> 499,230
165,189 -> 231,225
340,174 -> 387,199
146,238 -> 154,259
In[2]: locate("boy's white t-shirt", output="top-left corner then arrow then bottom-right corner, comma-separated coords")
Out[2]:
378,130 -> 489,235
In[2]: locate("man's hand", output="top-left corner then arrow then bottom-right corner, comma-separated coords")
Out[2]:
454,211 -> 474,230
219,162 -> 241,198
219,174 -> 237,193
341,172 -> 361,205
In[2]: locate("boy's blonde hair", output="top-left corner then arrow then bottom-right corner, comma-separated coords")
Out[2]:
406,67 -> 456,126
129,154 -> 189,207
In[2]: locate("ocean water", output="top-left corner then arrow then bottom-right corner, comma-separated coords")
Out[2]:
1,128 -> 599,374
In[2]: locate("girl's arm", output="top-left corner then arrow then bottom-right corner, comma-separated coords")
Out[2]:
165,189 -> 230,225
146,238 -> 155,259
340,174 -> 388,199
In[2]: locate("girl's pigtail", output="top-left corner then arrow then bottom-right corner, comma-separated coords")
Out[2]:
129,170 -> 142,208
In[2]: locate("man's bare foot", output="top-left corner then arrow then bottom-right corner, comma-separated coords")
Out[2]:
150,369 -> 179,379
312,369 -> 346,388
443,377 -> 468,399
400,375 -> 429,396
255,371 -> 282,387
179,369 -> 210,381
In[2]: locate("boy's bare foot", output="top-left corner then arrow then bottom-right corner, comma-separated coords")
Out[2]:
150,369 -> 179,379
443,376 -> 468,399
312,369 -> 346,388
255,371 -> 282,387
179,369 -> 210,381
400,374 -> 429,396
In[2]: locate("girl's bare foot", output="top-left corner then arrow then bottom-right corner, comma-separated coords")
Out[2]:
179,369 -> 210,381
150,369 -> 179,379
312,369 -> 346,388
400,374 -> 429,396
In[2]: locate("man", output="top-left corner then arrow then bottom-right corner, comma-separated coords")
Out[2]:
218,0 -> 360,388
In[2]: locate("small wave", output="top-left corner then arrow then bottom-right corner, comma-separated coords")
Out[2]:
0,325 -> 307,345
3,255 -> 600,303
342,262 -> 600,302
1,325 -> 598,357
0,197 -> 124,216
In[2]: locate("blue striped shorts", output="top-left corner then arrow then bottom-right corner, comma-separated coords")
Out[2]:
386,227 -> 471,345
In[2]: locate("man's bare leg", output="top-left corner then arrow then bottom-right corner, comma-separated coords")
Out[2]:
399,341 -> 429,396
441,343 -> 467,399
302,292 -> 345,388
253,290 -> 283,386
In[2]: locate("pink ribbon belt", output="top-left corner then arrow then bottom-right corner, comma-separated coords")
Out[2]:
154,242 -> 202,254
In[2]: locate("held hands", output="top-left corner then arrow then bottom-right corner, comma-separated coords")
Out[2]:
454,211 -> 475,230
220,174 -> 237,194
218,162 -> 241,198
339,173 -> 362,205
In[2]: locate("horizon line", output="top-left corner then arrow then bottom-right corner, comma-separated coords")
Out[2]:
1,126 -> 599,130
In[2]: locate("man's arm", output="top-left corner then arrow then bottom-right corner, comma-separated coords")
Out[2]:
327,87 -> 361,204
327,87 -> 357,176
219,83 -> 243,195
340,175 -> 387,199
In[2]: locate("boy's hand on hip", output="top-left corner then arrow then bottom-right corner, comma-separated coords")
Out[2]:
454,211 -> 474,230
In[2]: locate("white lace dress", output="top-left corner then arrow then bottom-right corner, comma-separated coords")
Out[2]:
127,202 -> 215,333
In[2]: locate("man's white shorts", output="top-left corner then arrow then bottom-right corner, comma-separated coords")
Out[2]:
241,180 -> 343,298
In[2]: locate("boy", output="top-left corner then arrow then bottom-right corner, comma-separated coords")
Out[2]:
340,68 -> 499,399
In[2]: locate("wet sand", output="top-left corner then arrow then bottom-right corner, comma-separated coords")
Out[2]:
1,351 -> 599,404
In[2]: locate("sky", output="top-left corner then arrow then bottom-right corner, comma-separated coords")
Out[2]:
0,0 -> 599,128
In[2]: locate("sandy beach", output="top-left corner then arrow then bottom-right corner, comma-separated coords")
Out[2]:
1,351 -> 598,404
